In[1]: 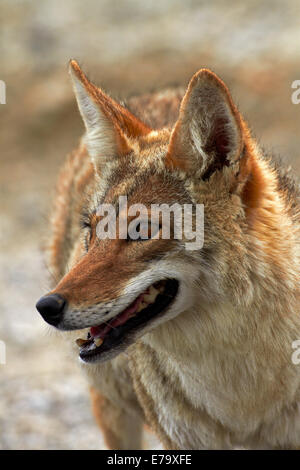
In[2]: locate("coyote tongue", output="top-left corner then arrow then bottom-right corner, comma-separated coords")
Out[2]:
75,280 -> 178,358
90,294 -> 144,339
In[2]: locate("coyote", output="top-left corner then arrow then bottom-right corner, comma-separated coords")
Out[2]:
36,60 -> 300,449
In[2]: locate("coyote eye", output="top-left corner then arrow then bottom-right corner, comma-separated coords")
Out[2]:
81,226 -> 92,252
80,214 -> 92,251
127,220 -> 160,241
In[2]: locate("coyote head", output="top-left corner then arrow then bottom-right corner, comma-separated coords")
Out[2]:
36,61 -> 285,363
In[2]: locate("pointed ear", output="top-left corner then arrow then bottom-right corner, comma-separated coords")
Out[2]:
69,60 -> 151,172
166,69 -> 245,180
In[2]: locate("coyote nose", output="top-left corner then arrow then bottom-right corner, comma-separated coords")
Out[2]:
36,293 -> 66,326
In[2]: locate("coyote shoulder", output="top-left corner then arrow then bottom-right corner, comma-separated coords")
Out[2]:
36,60 -> 300,449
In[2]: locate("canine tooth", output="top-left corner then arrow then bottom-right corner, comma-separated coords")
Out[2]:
129,311 -> 137,317
94,337 -> 103,347
150,285 -> 158,294
76,338 -> 88,347
144,287 -> 158,303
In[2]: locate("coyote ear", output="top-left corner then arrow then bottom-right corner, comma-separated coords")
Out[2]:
166,69 -> 244,180
69,60 -> 151,172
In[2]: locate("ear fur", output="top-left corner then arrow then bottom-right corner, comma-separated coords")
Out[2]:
166,69 -> 245,180
69,60 -> 151,172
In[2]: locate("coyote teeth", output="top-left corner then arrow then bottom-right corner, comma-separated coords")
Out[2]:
136,303 -> 144,313
144,292 -> 158,303
144,286 -> 159,302
94,337 -> 103,347
129,311 -> 137,317
76,338 -> 88,347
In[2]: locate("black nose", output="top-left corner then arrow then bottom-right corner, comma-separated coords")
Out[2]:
36,293 -> 66,326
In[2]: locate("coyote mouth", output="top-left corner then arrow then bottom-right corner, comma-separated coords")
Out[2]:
76,278 -> 179,363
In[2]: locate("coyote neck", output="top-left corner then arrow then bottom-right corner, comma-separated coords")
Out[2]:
132,290 -> 300,448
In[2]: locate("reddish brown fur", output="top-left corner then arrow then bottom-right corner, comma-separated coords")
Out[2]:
90,387 -> 144,450
43,63 -> 300,449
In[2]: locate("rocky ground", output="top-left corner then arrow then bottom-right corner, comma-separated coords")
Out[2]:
0,0 -> 299,449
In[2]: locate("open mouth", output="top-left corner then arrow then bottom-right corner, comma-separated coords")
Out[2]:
76,278 -> 179,363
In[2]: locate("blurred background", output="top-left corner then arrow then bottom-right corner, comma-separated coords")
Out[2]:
0,0 -> 300,449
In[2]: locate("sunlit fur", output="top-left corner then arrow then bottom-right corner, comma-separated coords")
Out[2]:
45,61 -> 300,449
